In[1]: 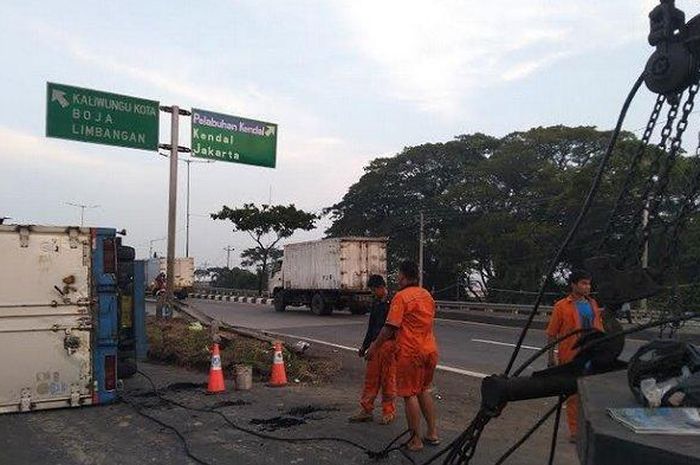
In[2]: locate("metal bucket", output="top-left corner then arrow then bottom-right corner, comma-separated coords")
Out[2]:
234,364 -> 253,391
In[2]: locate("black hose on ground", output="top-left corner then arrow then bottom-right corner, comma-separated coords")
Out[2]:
126,369 -> 414,463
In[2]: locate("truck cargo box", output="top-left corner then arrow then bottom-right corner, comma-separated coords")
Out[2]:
281,237 -> 387,291
144,256 -> 194,296
0,225 -> 120,413
272,237 -> 387,315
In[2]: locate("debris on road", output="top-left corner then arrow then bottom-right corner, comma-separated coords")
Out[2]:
188,321 -> 204,331
294,341 -> 311,353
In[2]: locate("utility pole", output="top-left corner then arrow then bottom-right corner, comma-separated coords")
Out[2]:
419,211 -> 424,288
166,106 -> 179,309
158,105 -> 191,316
65,202 -> 99,227
224,246 -> 235,269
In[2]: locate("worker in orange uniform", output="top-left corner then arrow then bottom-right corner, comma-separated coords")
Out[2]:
349,274 -> 397,425
366,261 -> 439,452
546,269 -> 603,443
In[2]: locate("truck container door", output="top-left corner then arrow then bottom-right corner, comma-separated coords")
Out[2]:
0,226 -> 94,413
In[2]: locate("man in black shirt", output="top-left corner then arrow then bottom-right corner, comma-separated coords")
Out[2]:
349,275 -> 397,424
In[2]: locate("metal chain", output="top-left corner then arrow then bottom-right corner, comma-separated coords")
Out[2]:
640,79 -> 700,262
442,410 -> 492,465
662,130 -> 700,260
657,268 -> 684,338
598,94 -> 665,252
620,98 -> 681,263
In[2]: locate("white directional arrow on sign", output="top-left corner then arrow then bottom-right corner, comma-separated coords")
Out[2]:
51,89 -> 69,108
265,125 -> 276,137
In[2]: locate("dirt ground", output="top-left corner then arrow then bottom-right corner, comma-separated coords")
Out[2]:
147,317 -> 341,384
0,327 -> 579,465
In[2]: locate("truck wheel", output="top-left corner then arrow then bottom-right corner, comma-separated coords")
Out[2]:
311,293 -> 332,316
274,291 -> 287,312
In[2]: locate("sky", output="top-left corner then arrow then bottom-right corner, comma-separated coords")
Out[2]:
0,0 -> 689,269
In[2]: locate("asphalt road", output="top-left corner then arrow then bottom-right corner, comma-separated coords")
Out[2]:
171,299 -> 647,378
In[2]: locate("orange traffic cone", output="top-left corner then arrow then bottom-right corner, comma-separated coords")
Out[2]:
207,343 -> 226,393
268,341 -> 288,387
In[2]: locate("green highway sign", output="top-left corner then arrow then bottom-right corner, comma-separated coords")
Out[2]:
46,82 -> 159,151
191,108 -> 277,168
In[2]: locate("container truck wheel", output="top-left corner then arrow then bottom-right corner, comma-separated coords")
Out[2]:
274,291 -> 287,312
311,293 -> 332,316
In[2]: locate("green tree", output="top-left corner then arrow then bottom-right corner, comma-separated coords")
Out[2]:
211,204 -> 318,294
198,267 -> 259,289
326,125 -> 700,304
241,247 -> 283,290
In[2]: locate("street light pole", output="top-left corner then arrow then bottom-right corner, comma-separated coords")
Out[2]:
149,237 -> 166,258
181,157 -> 212,258
186,159 -> 191,258
224,245 -> 235,269
65,202 -> 100,227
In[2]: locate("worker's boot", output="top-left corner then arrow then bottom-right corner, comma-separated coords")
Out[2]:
348,410 -> 373,423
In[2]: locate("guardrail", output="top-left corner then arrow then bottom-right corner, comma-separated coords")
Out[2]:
189,286 -> 271,303
185,290 -> 698,327
435,300 -> 553,316
192,286 -> 269,298
188,288 -> 549,314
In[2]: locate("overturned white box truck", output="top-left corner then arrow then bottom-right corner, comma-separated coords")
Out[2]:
0,225 -> 146,414
269,237 -> 387,315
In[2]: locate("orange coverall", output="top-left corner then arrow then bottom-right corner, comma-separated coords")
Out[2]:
546,295 -> 603,437
360,341 -> 397,415
385,286 -> 438,398
359,297 -> 397,415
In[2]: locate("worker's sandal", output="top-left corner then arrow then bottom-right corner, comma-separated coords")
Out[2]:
348,411 -> 373,422
378,413 -> 395,425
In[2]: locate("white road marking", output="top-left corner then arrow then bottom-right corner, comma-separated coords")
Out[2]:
436,317 -> 646,343
471,338 -> 542,351
269,332 -> 489,379
271,333 -> 357,352
435,365 -> 487,379
435,317 -> 523,328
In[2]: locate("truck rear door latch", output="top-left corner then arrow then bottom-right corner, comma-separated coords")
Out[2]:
19,389 -> 32,412
69,385 -> 81,407
64,334 -> 81,355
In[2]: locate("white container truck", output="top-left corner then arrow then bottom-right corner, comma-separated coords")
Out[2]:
270,237 -> 387,315
144,256 -> 194,299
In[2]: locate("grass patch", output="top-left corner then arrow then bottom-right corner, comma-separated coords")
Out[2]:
146,317 -> 340,384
